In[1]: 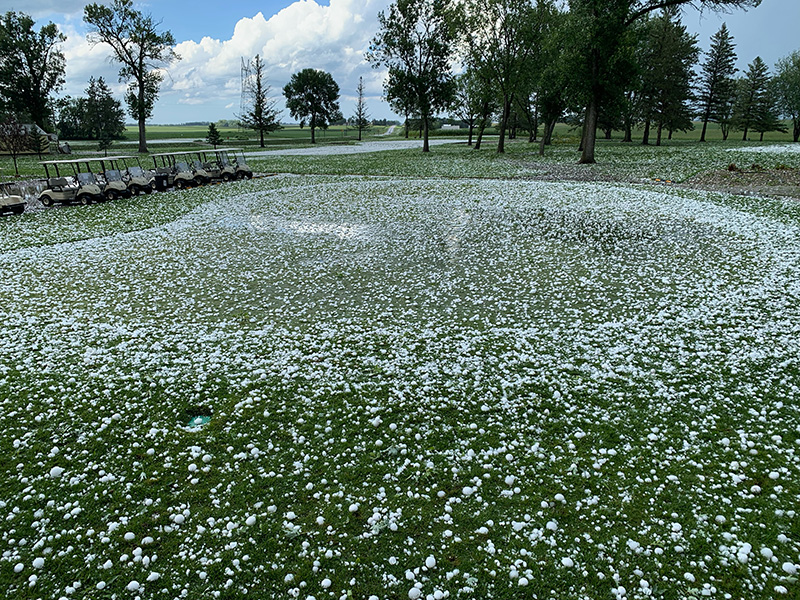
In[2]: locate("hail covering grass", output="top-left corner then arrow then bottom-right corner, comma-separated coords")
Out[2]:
0,172 -> 799,599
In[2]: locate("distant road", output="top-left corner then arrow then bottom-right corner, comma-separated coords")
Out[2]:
245,138 -> 465,157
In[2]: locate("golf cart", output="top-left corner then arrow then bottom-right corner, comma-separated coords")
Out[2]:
38,159 -> 105,207
95,157 -> 132,201
219,148 -> 253,180
195,151 -> 236,182
1,183 -> 25,215
104,156 -> 155,196
150,152 -> 206,189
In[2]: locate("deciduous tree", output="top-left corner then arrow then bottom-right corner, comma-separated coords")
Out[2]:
283,69 -> 340,144
367,0 -> 456,152
84,0 -> 179,153
569,1 -> 759,163
774,50 -> 800,142
0,113 -> 29,176
0,11 -> 65,130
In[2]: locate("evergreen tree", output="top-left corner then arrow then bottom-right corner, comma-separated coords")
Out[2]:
28,126 -> 47,158
732,56 -> 769,140
85,77 -> 126,141
752,77 -> 787,141
696,23 -> 737,142
206,122 -> 223,148
239,55 -> 281,147
352,77 -> 370,142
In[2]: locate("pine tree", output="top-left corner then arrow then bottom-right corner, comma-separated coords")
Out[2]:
637,9 -> 699,146
696,23 -> 737,142
732,56 -> 769,141
239,55 -> 281,147
206,122 -> 222,148
352,77 -> 370,142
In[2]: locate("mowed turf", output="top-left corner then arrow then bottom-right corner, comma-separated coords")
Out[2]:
0,143 -> 799,599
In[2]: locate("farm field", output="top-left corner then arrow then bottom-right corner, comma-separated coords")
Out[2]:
1,142 -> 800,599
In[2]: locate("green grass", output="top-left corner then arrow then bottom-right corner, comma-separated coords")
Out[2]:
1,139 -> 800,599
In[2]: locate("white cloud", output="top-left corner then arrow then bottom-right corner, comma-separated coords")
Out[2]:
163,0 -> 392,118
56,0 -> 397,122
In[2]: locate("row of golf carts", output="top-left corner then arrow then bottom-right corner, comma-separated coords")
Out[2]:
36,148 -> 253,207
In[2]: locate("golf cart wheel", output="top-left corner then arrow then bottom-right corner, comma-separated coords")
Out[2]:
40,195 -> 53,207
222,173 -> 232,182
148,182 -> 156,193
176,180 -> 185,190
78,195 -> 90,205
243,172 -> 253,180
105,190 -> 117,201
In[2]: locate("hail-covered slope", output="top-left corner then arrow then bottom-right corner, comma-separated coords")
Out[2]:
0,176 -> 798,599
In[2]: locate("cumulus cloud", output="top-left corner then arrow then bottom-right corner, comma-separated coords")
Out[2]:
56,0 -> 396,122
164,0 -> 391,113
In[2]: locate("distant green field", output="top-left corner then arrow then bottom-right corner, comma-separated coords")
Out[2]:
124,124 -> 390,144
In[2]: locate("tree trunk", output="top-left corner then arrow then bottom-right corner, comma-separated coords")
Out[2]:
622,121 -> 632,143
742,127 -> 748,141
604,127 -> 612,140
579,95 -> 598,164
668,129 -> 673,140
422,114 -> 430,153
545,119 -> 556,145
699,115 -> 710,142
642,119 -> 651,145
137,80 -> 148,153
656,121 -> 663,147
468,122 -> 474,146
794,119 -> 799,142
404,116 -> 409,139
497,97 -> 511,154
259,130 -> 265,148
759,131 -> 764,141
475,118 -> 486,150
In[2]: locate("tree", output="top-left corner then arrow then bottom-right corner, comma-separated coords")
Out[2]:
0,11 -> 66,130
283,69 -> 340,144
751,78 -> 787,141
239,54 -> 281,147
367,0 -> 456,152
84,0 -> 179,153
568,0 -> 759,164
458,0 -> 554,153
637,9 -> 698,146
54,78 -> 125,141
732,56 -> 769,140
695,23 -> 737,142
86,77 -> 126,141
353,76 -> 371,141
0,113 -> 29,176
206,122 -> 223,148
28,126 -> 47,158
774,50 -> 800,142
450,70 -> 488,146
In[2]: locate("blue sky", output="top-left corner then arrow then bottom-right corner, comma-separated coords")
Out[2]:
4,0 -> 799,124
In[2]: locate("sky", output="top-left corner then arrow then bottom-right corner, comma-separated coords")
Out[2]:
1,0 -> 798,124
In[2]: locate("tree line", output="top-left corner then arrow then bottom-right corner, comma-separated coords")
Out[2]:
368,0 -> 800,161
2,0 -> 799,163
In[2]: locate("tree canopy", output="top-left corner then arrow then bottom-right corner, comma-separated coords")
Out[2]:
283,69 -> 341,144
84,0 -> 179,153
0,11 -> 65,130
367,0 -> 456,152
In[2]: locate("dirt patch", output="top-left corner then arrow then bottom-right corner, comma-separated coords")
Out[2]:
680,166 -> 800,200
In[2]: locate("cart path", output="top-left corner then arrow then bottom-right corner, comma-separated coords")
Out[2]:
244,138 -> 465,157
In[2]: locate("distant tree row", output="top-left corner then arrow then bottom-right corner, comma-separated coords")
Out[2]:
367,0 -> 799,160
